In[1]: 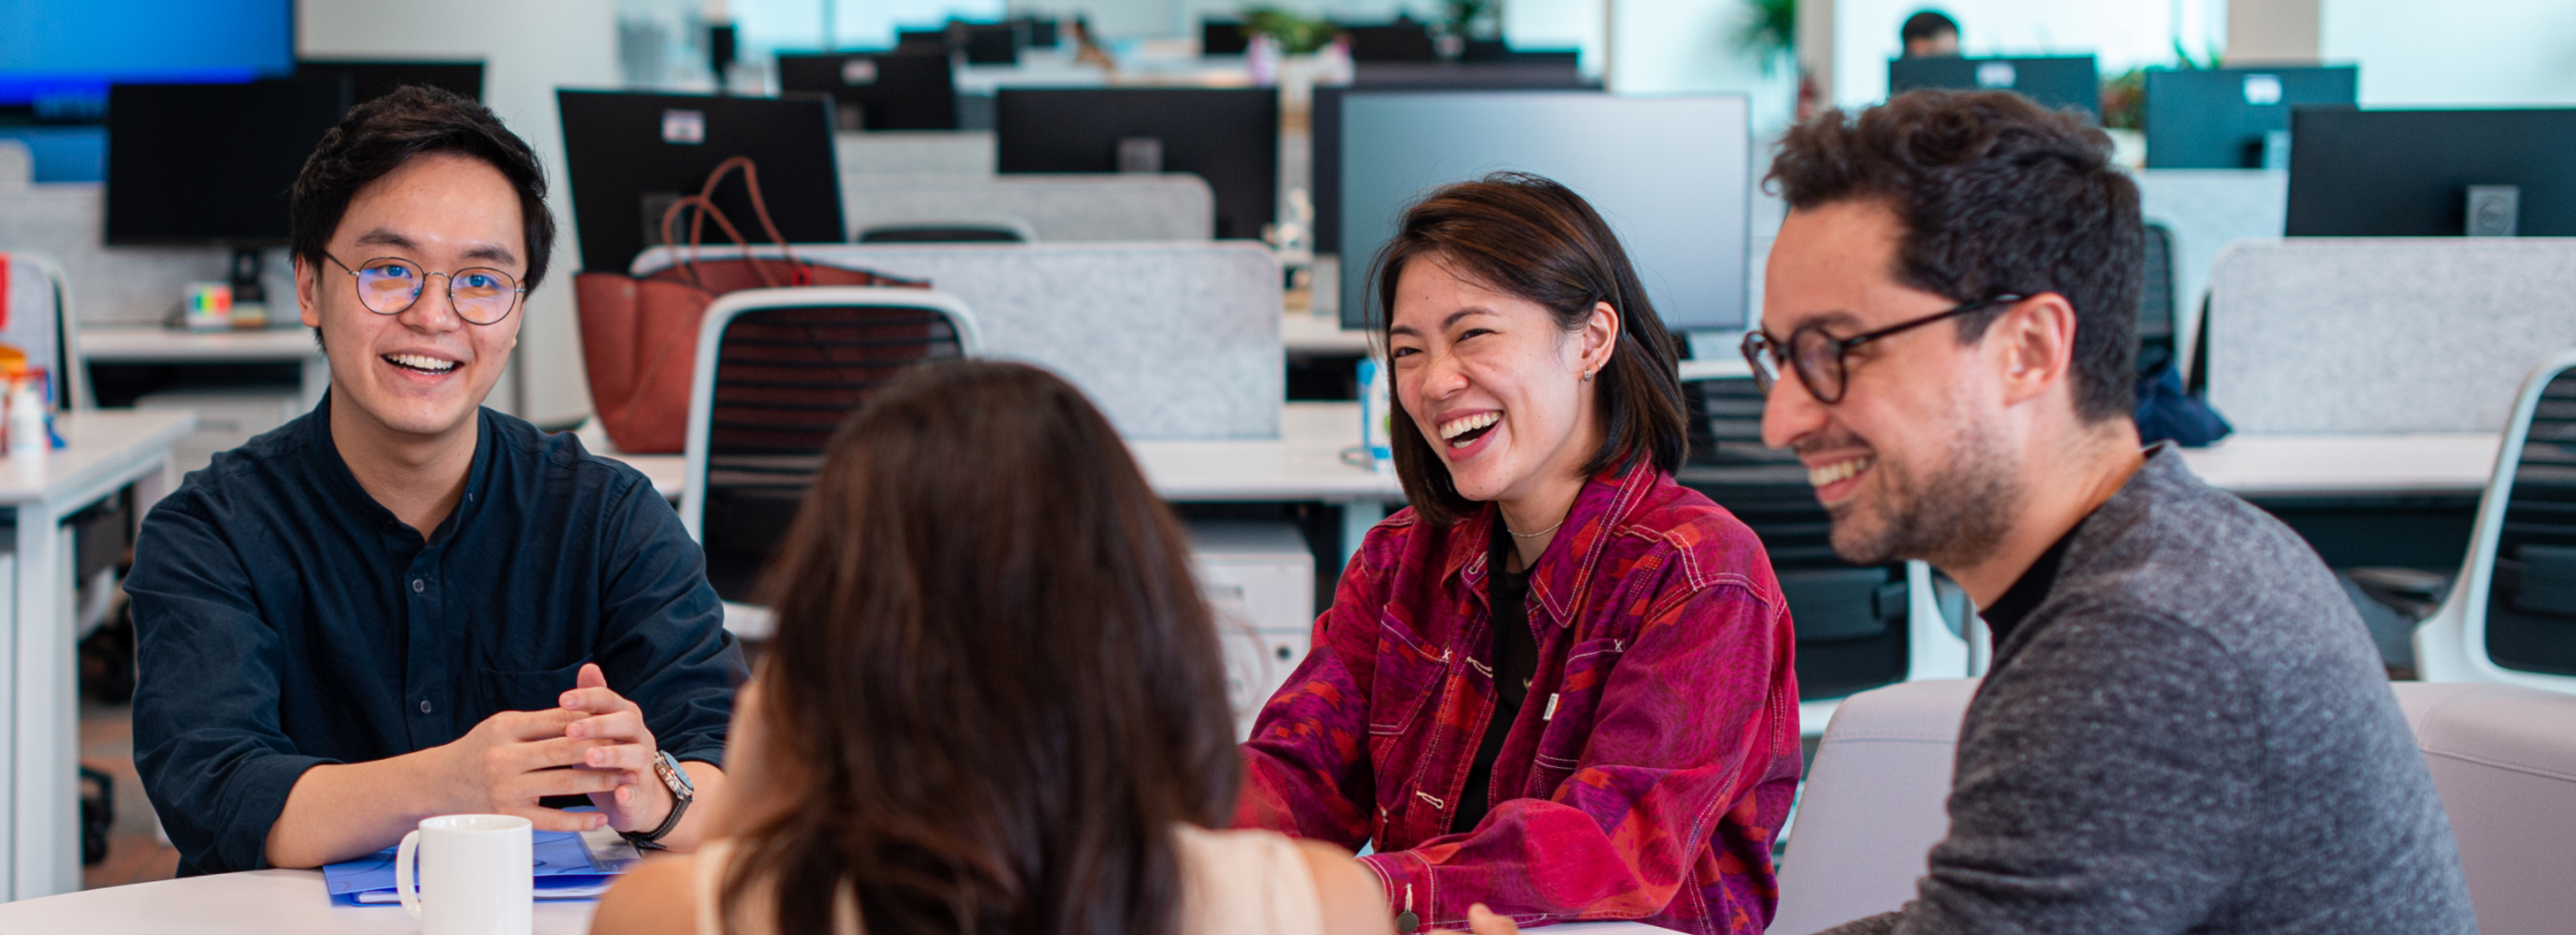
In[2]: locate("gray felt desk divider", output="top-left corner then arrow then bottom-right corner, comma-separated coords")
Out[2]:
840,173 -> 1216,243
2135,168 -> 2289,371
2206,238 -> 2576,434
633,241 -> 1282,441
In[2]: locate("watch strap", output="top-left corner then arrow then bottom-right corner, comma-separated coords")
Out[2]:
620,751 -> 693,850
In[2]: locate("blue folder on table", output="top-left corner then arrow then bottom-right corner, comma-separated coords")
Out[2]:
323,828 -> 640,906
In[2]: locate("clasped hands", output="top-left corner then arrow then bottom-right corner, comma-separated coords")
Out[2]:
434,663 -> 671,834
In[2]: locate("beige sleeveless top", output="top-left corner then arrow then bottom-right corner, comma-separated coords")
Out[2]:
690,825 -> 1328,935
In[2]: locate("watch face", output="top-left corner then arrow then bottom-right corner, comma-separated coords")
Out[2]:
659,753 -> 695,798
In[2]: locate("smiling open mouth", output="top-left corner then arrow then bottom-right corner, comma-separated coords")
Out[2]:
383,353 -> 458,374
1438,411 -> 1500,449
1808,456 -> 1874,487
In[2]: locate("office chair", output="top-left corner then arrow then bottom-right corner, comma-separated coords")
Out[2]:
2137,223 -> 2176,376
1677,378 -> 1970,714
2414,348 -> 2576,692
679,287 -> 982,632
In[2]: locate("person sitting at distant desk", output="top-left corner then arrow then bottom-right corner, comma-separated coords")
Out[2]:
1901,11 -> 1960,58
128,86 -> 743,875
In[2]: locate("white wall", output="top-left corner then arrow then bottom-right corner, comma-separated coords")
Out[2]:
1831,0 -> 2229,107
1610,0 -> 1794,136
301,0 -> 622,423
2322,0 -> 2576,106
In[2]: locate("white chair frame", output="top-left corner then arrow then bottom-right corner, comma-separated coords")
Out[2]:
2414,347 -> 2576,693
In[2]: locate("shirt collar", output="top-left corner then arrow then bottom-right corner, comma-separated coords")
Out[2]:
1449,459 -> 1662,627
301,391 -> 497,545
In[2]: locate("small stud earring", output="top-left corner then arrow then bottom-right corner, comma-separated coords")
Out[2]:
1582,370 -> 1595,382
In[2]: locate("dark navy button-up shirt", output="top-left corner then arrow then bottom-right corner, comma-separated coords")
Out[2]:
128,394 -> 744,876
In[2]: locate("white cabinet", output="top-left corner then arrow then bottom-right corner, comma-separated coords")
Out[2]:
1189,520 -> 1316,740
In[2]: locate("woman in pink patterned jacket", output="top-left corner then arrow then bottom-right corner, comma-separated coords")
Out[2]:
1238,173 -> 1801,935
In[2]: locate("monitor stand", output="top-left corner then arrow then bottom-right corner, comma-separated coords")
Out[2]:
229,248 -> 272,328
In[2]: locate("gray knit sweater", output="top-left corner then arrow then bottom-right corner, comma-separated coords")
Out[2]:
1822,446 -> 2477,935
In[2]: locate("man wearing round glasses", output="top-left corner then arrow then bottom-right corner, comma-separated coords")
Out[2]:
127,87 -> 743,875
1756,91 -> 2473,934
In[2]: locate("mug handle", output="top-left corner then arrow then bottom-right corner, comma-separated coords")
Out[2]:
395,829 -> 425,920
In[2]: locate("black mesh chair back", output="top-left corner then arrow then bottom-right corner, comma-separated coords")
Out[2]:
696,298 -> 971,600
2485,367 -> 2576,674
1679,378 -> 1911,698
2138,223 -> 2178,374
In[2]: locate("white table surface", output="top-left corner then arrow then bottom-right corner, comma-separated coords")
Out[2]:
585,401 -> 2502,503
1282,313 -> 1374,355
78,325 -> 331,410
581,402 -> 1406,506
0,410 -> 195,899
0,869 -> 1682,934
76,325 -> 324,362
2173,431 -> 2498,496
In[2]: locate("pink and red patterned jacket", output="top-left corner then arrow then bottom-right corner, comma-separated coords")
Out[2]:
1236,463 -> 1802,934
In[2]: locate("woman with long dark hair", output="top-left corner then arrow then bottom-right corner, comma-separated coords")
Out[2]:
592,361 -> 1400,935
1236,174 -> 1802,934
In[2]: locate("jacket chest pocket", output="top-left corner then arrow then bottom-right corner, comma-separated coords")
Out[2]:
1528,636 -> 1626,793
1366,617 -> 1450,736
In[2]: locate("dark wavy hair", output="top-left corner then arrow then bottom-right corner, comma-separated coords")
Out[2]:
289,85 -> 555,293
1368,172 -> 1690,526
727,360 -> 1239,935
1767,89 -> 2143,421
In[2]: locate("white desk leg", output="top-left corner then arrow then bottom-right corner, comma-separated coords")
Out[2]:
1338,499 -> 1388,569
11,508 -> 70,898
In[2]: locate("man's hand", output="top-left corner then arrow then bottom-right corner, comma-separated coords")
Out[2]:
558,663 -> 674,834
432,706 -> 626,832
1430,905 -> 1523,935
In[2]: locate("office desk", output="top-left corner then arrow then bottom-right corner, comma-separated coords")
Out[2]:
0,868 -> 1687,934
583,406 -> 2500,563
582,402 -> 1408,561
0,410 -> 194,899
2175,432 -> 2498,496
79,325 -> 329,411
1283,313 -> 1373,355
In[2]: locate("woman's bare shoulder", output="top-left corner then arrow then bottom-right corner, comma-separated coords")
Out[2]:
590,852 -> 702,935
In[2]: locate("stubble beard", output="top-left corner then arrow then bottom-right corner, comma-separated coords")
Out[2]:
1823,415 -> 2023,569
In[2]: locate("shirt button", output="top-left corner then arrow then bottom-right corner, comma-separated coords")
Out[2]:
419,700 -> 433,714
411,578 -> 425,594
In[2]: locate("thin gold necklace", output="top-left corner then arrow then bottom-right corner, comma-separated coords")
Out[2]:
1506,518 -> 1565,539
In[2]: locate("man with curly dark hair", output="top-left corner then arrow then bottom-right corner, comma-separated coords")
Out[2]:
1750,89 -> 2475,934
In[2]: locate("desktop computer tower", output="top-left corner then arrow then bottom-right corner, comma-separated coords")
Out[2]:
1189,520 -> 1316,740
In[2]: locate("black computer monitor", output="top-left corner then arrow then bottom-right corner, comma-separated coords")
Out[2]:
894,29 -> 950,54
2285,108 -> 2576,237
556,91 -> 845,274
777,52 -> 957,131
994,88 -> 1279,241
1203,19 -> 1251,56
298,59 -> 485,107
103,60 -> 487,247
1888,56 -> 2100,119
105,78 -> 345,247
1313,80 -> 1601,256
1336,92 -> 1752,331
950,21 -> 1020,65
1342,21 -> 1438,62
1019,16 -> 1059,48
2145,66 -> 2355,169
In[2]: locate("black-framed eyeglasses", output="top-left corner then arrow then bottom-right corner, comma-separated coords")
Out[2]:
1740,294 -> 2024,404
324,253 -> 526,326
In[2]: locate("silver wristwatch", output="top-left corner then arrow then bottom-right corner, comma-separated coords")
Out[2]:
620,751 -> 694,850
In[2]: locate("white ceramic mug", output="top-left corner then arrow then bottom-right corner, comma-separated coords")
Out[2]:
395,814 -> 533,935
